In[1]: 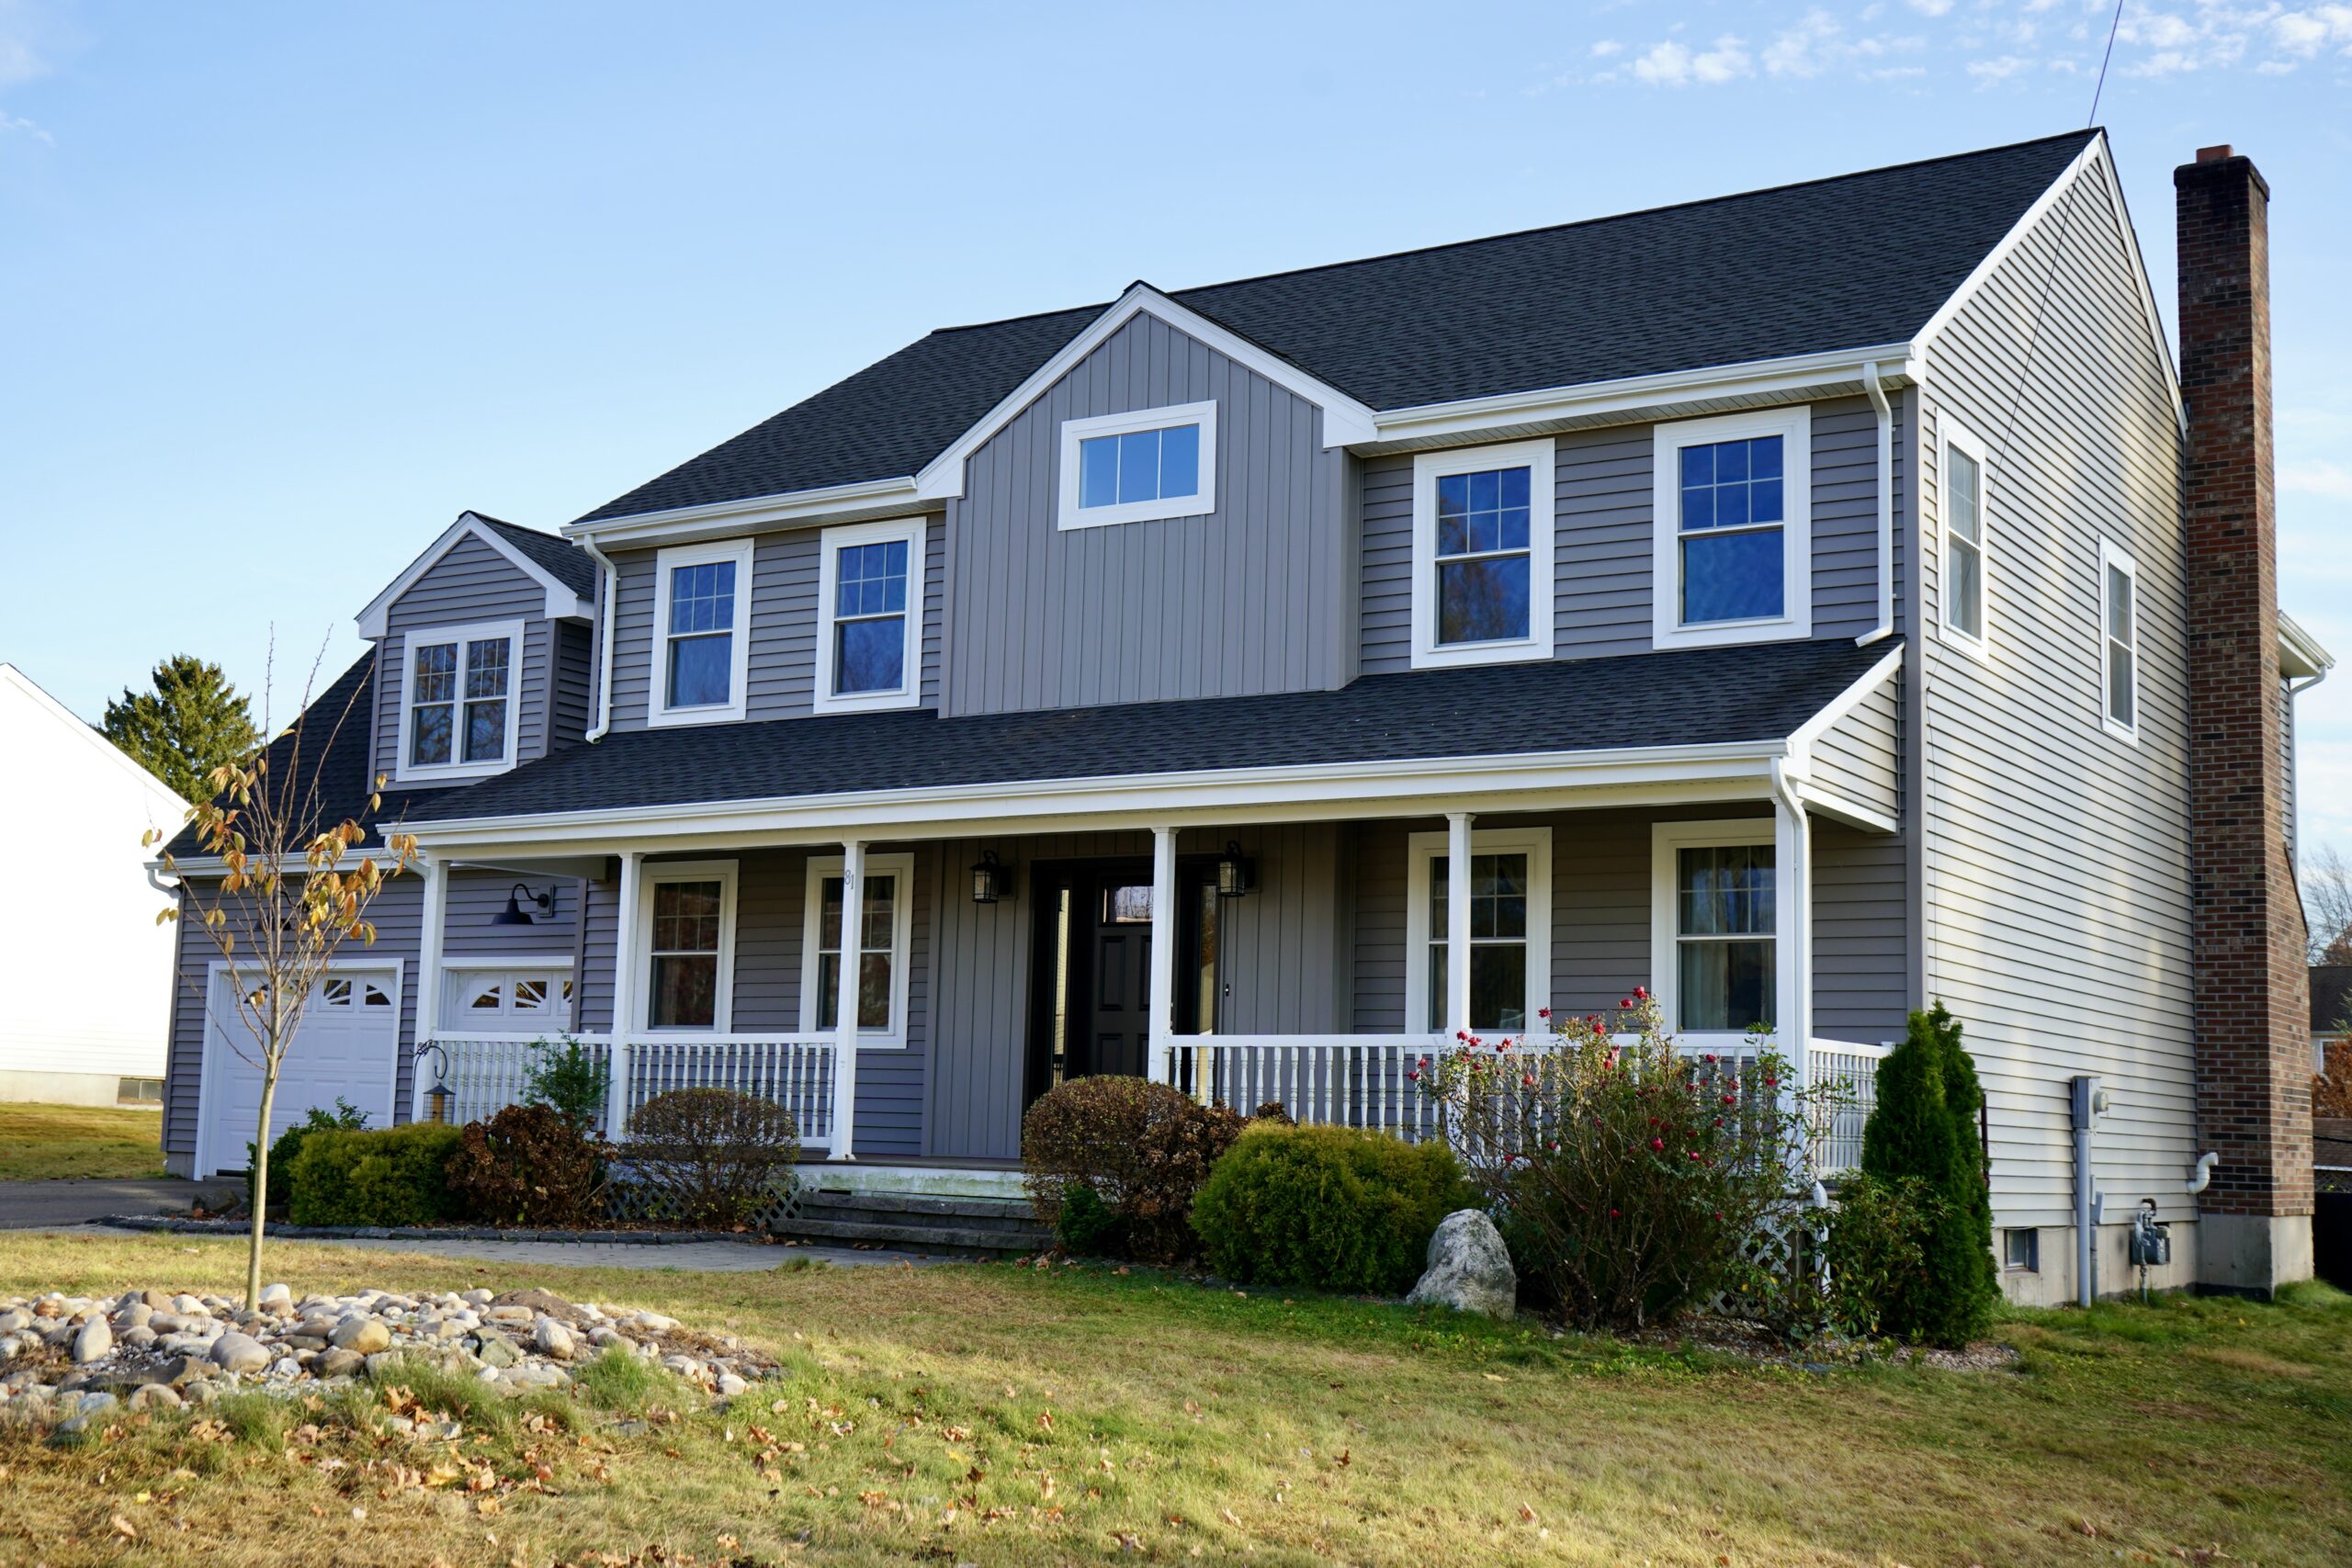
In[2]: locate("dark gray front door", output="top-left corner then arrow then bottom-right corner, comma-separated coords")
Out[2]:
1085,877 -> 1155,1080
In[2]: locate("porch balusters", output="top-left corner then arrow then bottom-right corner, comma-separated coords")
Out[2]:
605,851 -> 642,1144
831,839 -> 865,1161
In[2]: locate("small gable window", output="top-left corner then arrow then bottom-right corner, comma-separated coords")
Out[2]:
1943,423 -> 1989,651
1057,401 -> 1219,529
650,540 -> 753,726
398,620 -> 523,781
1652,407 -> 1812,649
1409,439 -> 1556,670
2099,540 -> 2139,739
814,520 -> 926,715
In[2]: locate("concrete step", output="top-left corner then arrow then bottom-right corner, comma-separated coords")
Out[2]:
775,1215 -> 1047,1258
795,1191 -> 1043,1234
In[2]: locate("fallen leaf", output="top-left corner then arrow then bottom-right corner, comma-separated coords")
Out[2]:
112,1515 -> 140,1541
1521,1502 -> 1540,1524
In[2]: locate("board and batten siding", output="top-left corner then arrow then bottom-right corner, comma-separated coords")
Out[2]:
371,535 -> 569,782
1914,167 -> 2191,1232
604,522 -> 945,731
941,311 -> 1353,716
1359,396 -> 1896,672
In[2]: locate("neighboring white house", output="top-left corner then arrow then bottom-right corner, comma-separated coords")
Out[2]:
0,664 -> 186,1107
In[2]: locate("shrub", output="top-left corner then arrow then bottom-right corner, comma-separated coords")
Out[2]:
1191,1123 -> 1478,1294
446,1103 -> 605,1227
1055,1182 -> 1119,1255
1021,1077 -> 1246,1262
1424,992 -> 1823,1332
247,1099 -> 369,1211
2316,1035 -> 2352,1120
523,1037 -> 607,1134
1858,1003 -> 2000,1348
622,1088 -> 799,1229
286,1122 -> 463,1226
1817,1172 -> 1946,1340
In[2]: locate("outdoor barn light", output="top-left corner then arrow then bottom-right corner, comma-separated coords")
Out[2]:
970,850 -> 1011,905
417,1043 -> 453,1125
490,883 -> 554,926
1216,840 -> 1256,898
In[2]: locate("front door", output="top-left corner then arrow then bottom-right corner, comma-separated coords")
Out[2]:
1026,861 -> 1218,1103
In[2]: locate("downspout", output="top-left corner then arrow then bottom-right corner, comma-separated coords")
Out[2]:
582,535 -> 618,743
1857,361 -> 1895,647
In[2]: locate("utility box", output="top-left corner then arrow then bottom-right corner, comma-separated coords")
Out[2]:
2130,1201 -> 2171,1269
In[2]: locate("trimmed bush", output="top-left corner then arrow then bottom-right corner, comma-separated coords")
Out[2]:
1191,1123 -> 1478,1294
1021,1077 -> 1245,1263
522,1037 -> 607,1134
246,1099 -> 369,1212
622,1088 -> 799,1229
446,1103 -> 605,1227
1858,1002 -> 1999,1348
1819,1172 -> 1946,1340
285,1122 -> 463,1226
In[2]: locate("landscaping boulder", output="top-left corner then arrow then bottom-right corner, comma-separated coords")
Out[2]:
1404,1209 -> 1517,1319
71,1318 -> 112,1365
210,1331 -> 271,1373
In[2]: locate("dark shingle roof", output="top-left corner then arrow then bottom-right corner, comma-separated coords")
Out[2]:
475,514 -> 599,598
163,653 -> 438,861
579,131 -> 2096,523
407,637 -> 1893,824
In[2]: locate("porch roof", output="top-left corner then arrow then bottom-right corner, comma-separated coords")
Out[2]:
405,637 -> 1895,829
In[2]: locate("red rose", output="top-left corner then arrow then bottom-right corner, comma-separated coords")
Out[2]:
1650,1137 -> 1664,1152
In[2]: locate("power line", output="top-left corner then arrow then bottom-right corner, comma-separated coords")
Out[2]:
2088,0 -> 2125,126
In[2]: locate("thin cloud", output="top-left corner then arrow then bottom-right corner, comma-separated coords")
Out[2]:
2283,460 -> 2352,500
1630,34 -> 1755,85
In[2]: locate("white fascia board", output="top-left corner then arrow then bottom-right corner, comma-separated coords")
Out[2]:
2282,612 -> 2335,682
356,513 -> 594,638
1785,643 -> 1905,758
561,477 -> 939,550
1363,344 -> 1922,451
1793,781 -> 1900,837
405,738 -> 1793,852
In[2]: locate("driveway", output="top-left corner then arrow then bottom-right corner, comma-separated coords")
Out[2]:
0,1178 -> 236,1229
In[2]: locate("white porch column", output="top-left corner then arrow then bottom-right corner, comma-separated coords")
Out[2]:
605,850 -> 642,1143
831,839 -> 865,1161
411,857 -> 446,1125
1771,786 -> 1814,1074
1445,811 -> 1475,1040
1147,826 -> 1177,1085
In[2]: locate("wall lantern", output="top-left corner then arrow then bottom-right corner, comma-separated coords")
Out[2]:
490,883 -> 554,926
970,850 -> 1012,906
417,1042 -> 453,1125
1216,840 -> 1256,898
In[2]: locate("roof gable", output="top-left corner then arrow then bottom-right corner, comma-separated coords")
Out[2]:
356,512 -> 596,639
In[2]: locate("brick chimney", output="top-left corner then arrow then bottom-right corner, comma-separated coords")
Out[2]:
2176,143 -> 2313,1296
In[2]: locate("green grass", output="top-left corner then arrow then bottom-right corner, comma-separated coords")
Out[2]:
0,1101 -> 167,1180
1,1230 -> 2348,1565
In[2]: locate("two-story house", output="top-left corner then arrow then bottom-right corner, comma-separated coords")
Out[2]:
160,130 -> 2329,1303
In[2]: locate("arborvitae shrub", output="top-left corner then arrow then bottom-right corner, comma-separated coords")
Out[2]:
1857,1003 -> 1999,1347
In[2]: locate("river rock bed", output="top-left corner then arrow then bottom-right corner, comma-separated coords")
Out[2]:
0,1284 -> 776,1435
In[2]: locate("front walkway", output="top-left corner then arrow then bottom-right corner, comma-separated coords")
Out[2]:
0,1178 -> 240,1229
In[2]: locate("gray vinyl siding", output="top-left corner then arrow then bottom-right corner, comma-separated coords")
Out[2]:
605,521 -> 944,732
550,620 -> 594,751
942,311 -> 1352,716
372,535 -> 566,782
439,868 -> 583,960
1914,167 -> 2191,1231
1813,823 -> 1911,1044
1359,398 -> 1890,671
1811,671 -> 1902,824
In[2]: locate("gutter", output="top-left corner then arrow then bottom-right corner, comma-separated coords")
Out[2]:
582,535 -> 618,743
1857,361 -> 1895,647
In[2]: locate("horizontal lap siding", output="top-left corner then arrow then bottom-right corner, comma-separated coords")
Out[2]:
374,536 -> 560,779
440,868 -> 582,960
1917,172 -> 2191,1228
1811,398 -> 1885,640
1811,674 -> 1902,823
944,313 -> 1349,715
1814,823 -> 1909,1043
1557,426 -> 1656,658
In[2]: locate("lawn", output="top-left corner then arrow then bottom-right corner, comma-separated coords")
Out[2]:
0,1103 -> 166,1180
2,1231 -> 2348,1567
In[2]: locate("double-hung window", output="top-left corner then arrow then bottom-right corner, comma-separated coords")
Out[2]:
814,520 -> 925,714
639,861 -> 738,1030
650,540 -> 752,726
1057,401 -> 1218,530
2099,540 -> 2139,739
397,620 -> 523,781
1652,821 -> 1776,1038
1942,423 -> 1989,651
800,853 -> 915,1043
1409,440 -> 1556,669
1653,407 -> 1811,649
1403,828 -> 1553,1035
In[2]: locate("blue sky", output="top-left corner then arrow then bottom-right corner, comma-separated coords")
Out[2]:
4,0 -> 2347,851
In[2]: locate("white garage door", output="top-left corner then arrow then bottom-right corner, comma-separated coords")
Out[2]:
200,969 -> 401,1177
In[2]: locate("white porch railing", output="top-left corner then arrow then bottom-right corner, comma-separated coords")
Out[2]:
1160,1032 -> 1886,1178
424,1032 -> 843,1156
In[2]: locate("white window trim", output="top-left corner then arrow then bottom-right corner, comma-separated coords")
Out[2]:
392,618 -> 526,784
649,538 -> 754,728
812,519 -> 927,716
1403,826 -> 1553,1038
441,963 -> 578,1030
1650,818 -> 1777,1046
1939,418 -> 1992,660
2098,537 -> 2141,743
1056,400 -> 1220,531
797,852 -> 917,1047
1651,405 -> 1814,649
636,859 -> 739,1032
1408,439 -> 1556,671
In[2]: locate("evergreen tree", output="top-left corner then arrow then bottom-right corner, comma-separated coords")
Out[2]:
101,654 -> 260,804
1858,1001 -> 1999,1347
